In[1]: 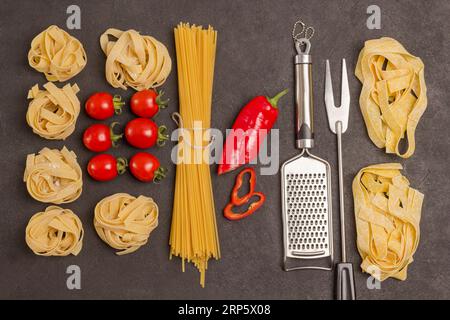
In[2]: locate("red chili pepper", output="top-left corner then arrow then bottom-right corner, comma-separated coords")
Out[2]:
218,89 -> 288,175
223,167 -> 266,221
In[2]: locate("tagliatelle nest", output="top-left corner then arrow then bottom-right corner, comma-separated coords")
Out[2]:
94,193 -> 159,255
352,163 -> 424,281
26,82 -> 80,140
355,37 -> 427,158
100,28 -> 172,91
25,206 -> 84,256
28,25 -> 87,82
24,146 -> 83,204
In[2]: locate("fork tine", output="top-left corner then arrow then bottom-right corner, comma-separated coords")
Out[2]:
325,59 -> 335,108
340,59 -> 350,109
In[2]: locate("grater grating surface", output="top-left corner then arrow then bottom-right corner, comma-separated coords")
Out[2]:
281,150 -> 333,271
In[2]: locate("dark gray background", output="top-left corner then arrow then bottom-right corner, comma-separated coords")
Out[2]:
0,0 -> 449,300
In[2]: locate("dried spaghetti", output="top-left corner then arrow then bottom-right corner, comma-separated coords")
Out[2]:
170,23 -> 219,287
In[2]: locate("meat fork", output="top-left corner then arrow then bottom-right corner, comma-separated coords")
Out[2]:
324,59 -> 356,300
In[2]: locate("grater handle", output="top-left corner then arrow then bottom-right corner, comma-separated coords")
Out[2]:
336,262 -> 356,300
295,52 -> 314,149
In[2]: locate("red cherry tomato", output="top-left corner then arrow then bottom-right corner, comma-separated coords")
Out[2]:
124,118 -> 168,149
85,93 -> 124,120
83,123 -> 122,152
129,152 -> 167,183
87,154 -> 127,181
130,89 -> 168,118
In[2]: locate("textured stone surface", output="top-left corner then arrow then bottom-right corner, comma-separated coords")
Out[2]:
0,0 -> 449,299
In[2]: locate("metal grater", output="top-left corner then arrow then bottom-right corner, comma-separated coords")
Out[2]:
281,24 -> 333,271
282,150 -> 333,270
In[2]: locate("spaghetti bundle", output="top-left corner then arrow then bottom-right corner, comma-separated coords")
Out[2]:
170,23 -> 219,287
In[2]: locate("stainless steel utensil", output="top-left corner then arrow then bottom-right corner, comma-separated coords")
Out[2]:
324,59 -> 356,300
281,29 -> 334,271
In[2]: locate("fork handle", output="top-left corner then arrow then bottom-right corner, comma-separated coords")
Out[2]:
295,54 -> 314,149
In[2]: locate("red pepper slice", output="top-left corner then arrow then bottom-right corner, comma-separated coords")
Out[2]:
223,167 -> 266,221
230,167 -> 256,206
224,192 -> 266,221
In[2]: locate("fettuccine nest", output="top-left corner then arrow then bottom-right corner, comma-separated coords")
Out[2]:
352,163 -> 424,281
25,206 -> 83,256
26,82 -> 80,140
355,37 -> 427,158
28,25 -> 87,82
24,146 -> 83,204
94,193 -> 159,255
100,28 -> 172,91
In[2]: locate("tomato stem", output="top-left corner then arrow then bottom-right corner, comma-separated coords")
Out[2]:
113,95 -> 125,114
156,90 -> 169,109
110,122 -> 123,147
266,89 -> 288,108
116,157 -> 128,175
153,166 -> 168,183
157,125 -> 169,147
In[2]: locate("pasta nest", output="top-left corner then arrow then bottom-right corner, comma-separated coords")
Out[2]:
26,82 -> 80,140
100,28 -> 172,90
28,25 -> 87,82
352,163 -> 424,281
355,37 -> 427,158
25,206 -> 84,256
94,193 -> 159,255
24,146 -> 83,204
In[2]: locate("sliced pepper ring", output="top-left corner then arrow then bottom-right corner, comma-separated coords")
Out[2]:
224,192 -> 266,221
230,167 -> 256,206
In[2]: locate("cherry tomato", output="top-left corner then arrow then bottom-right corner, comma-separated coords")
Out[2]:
130,152 -> 167,182
83,123 -> 122,152
130,89 -> 168,118
85,92 -> 124,120
124,118 -> 168,149
87,154 -> 127,181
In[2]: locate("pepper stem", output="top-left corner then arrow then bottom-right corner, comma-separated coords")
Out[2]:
116,157 -> 128,175
157,125 -> 169,147
113,95 -> 125,115
110,122 -> 123,147
266,89 -> 289,108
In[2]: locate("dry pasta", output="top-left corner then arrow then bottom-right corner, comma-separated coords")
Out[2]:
94,193 -> 159,255
100,28 -> 172,91
25,206 -> 83,256
24,146 -> 82,204
28,25 -> 87,82
352,163 -> 424,281
355,37 -> 427,158
170,23 -> 219,287
26,82 -> 80,140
